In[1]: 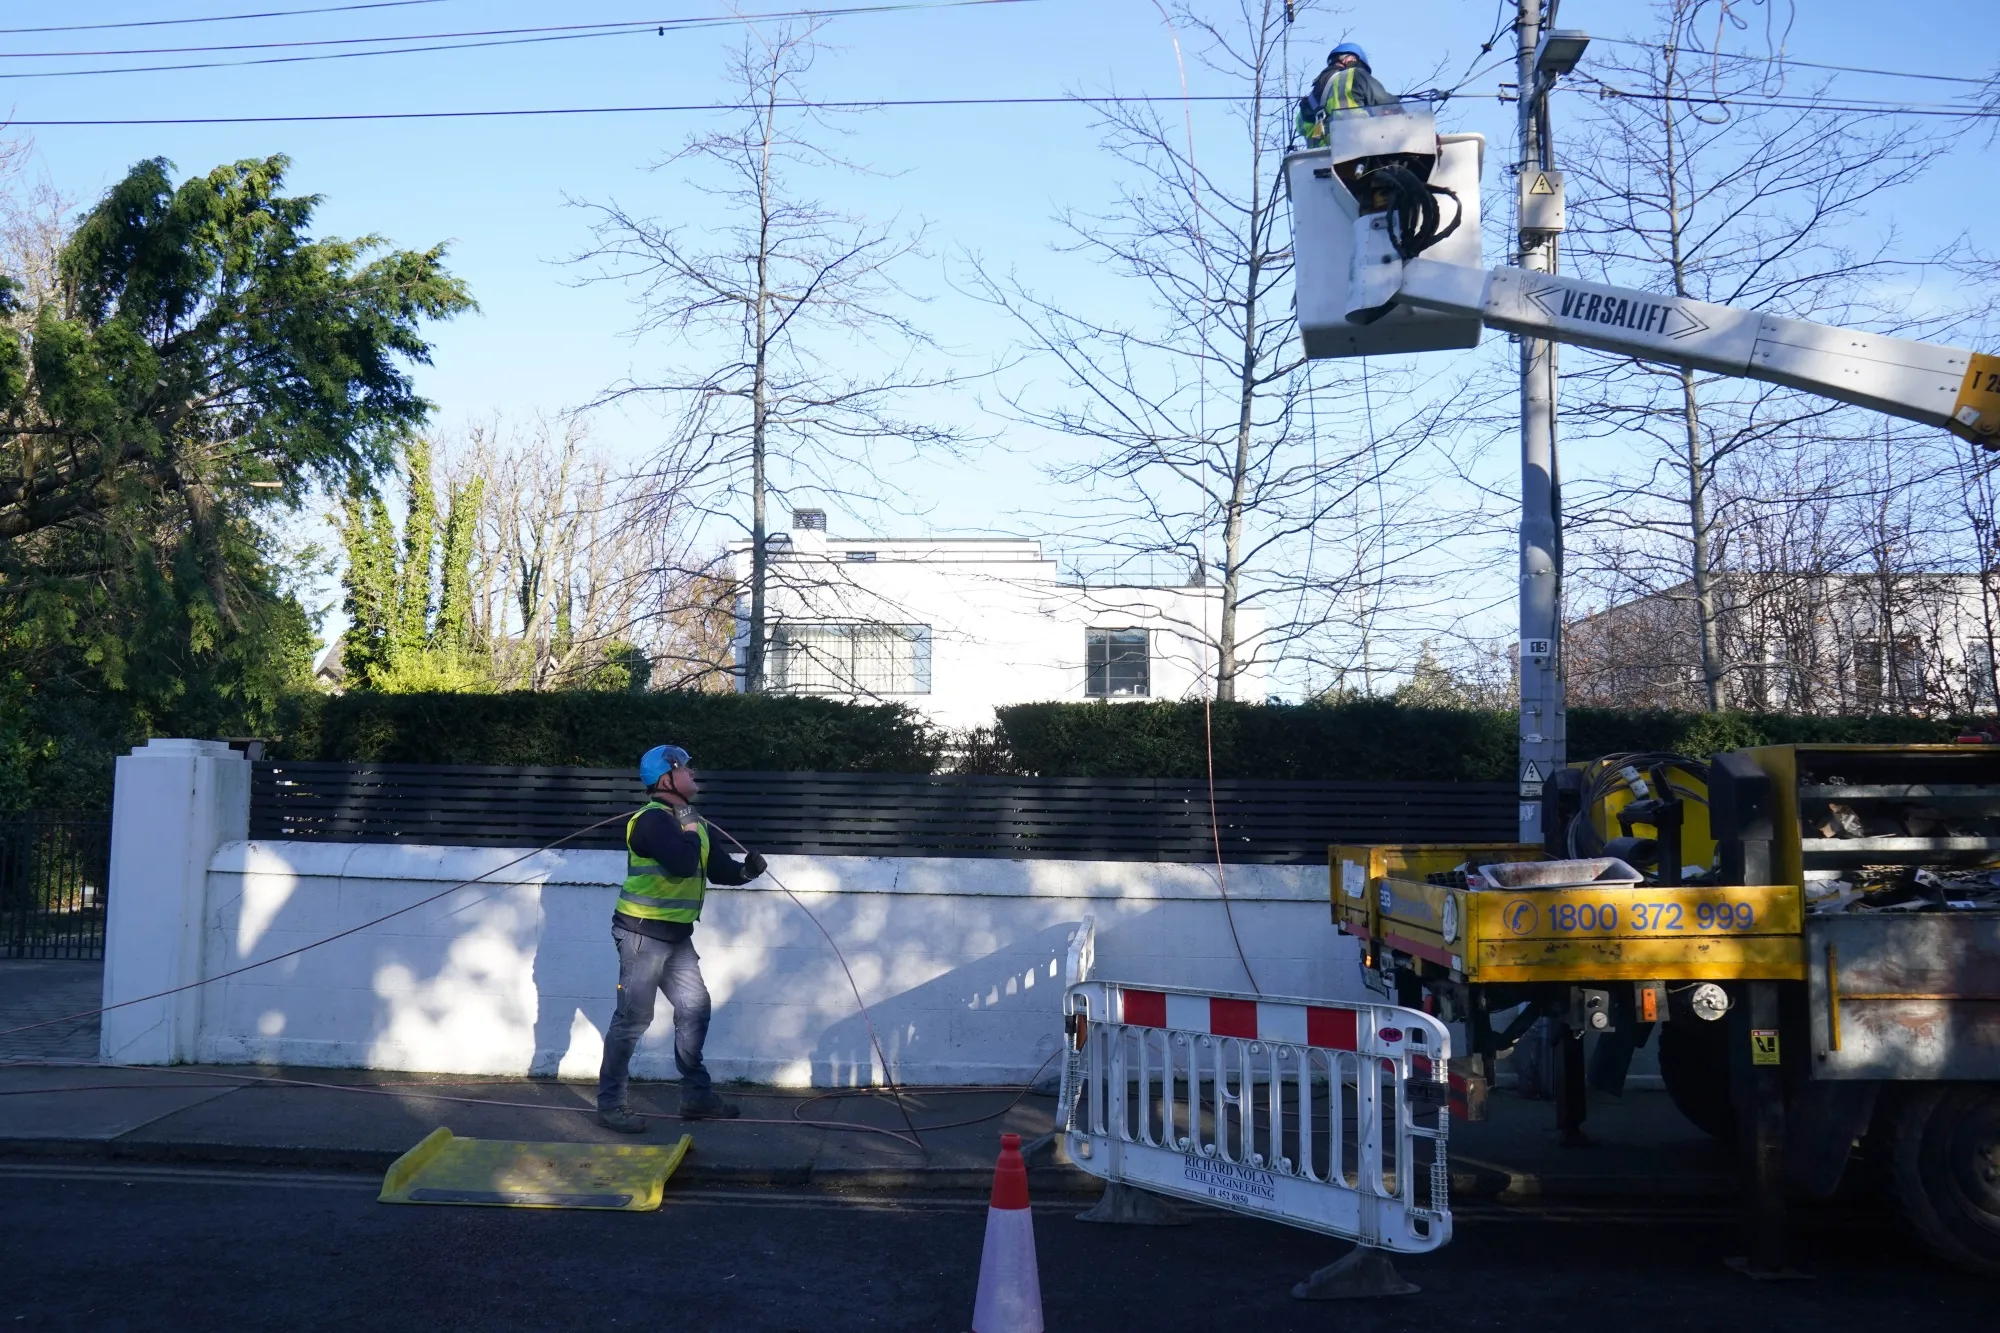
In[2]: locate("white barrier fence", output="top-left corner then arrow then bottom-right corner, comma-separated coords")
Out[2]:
1059,981 -> 1453,1253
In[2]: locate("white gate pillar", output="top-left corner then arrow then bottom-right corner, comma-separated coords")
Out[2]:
100,739 -> 250,1064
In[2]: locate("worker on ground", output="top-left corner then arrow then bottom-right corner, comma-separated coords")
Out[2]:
1296,42 -> 1396,147
596,743 -> 768,1132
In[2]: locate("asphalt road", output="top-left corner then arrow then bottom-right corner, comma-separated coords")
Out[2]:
1,1162 -> 1990,1331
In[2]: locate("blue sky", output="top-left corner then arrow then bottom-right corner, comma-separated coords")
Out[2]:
14,0 -> 2000,666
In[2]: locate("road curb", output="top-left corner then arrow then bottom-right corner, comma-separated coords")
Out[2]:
0,1135 -> 1735,1200
0,1136 -> 1109,1194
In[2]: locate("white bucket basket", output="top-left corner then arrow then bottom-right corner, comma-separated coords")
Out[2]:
1286,104 -> 1486,360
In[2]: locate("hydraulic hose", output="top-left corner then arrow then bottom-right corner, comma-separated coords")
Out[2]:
1357,161 -> 1464,260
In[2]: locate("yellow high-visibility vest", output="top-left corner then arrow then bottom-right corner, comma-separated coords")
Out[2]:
1327,67 -> 1364,111
616,801 -> 709,924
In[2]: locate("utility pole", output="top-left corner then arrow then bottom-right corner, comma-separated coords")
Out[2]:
1515,1 -> 1580,846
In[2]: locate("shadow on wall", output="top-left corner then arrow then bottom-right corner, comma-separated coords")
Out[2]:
810,918 -> 1083,1088
528,906 -> 609,1081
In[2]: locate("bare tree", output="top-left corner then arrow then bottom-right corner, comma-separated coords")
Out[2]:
968,0 -> 1459,701
571,22 -> 964,692
0,137 -> 70,316
1557,0 -> 1961,711
444,416 -> 730,690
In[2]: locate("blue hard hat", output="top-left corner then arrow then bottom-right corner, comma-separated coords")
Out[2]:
1330,42 -> 1369,69
639,744 -> 692,789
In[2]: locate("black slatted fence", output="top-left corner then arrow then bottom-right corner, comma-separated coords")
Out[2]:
249,762 -> 1513,865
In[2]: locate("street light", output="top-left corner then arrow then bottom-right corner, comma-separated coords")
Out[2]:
1533,29 -> 1590,82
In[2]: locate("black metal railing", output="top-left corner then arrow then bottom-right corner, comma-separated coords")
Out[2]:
249,762 -> 1514,865
0,816 -> 112,960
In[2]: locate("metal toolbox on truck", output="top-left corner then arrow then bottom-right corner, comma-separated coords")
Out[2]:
1332,842 -> 1804,984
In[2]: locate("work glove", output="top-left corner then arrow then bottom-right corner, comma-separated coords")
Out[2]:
742,851 -> 769,881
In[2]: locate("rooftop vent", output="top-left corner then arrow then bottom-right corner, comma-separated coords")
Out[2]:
792,508 -> 826,531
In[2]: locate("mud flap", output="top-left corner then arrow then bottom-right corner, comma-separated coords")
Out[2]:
1783,1079 -> 1879,1199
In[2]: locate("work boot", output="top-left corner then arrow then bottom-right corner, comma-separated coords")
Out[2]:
679,1089 -> 741,1120
595,1106 -> 648,1134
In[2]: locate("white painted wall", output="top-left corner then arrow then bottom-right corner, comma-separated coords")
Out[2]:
100,738 -> 1367,1084
189,844 -> 1363,1085
101,739 -> 250,1065
730,533 -> 1268,728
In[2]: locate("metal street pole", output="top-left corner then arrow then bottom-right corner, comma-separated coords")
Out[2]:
1516,0 -> 1564,845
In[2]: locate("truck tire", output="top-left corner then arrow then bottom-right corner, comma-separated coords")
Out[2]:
1882,1083 -> 2000,1276
1658,1018 -> 1734,1143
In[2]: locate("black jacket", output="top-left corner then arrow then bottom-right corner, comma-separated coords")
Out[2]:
627,804 -> 755,884
614,803 -> 756,942
1310,61 -> 1395,111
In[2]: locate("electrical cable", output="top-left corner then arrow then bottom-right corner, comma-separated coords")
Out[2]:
1562,751 -> 1711,861
697,812 -> 925,1153
0,810 -> 633,1044
1,804 -> 938,1160
11,93 -> 1257,128
0,0 -> 1042,81
1589,33 -> 1992,87
0,1059 -> 931,1147
0,1 -> 459,37
0,1 -> 1042,61
1120,0 -> 1261,999
1361,162 -> 1464,262
788,1048 -> 1060,1134
0,790 -> 1034,1155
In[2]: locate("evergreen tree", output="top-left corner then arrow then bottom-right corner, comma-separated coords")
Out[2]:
436,475 -> 484,654
394,435 -> 437,660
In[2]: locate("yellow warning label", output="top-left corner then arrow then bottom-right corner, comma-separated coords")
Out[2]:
1750,1029 -> 1781,1066
1530,173 -> 1555,195
1950,351 -> 2000,450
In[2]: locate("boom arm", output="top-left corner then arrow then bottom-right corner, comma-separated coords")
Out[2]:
1389,258 -> 2000,449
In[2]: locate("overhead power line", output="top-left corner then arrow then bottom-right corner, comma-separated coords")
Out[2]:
11,89 -> 2000,130
0,0 -> 458,36
1566,85 -> 1992,118
0,0 -> 1039,80
1593,34 -> 1992,88
0,20 -> 678,60
6,94 -> 1251,128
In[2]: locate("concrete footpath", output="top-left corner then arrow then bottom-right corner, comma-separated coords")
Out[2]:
0,1059 -> 1736,1199
0,957 -> 1733,1197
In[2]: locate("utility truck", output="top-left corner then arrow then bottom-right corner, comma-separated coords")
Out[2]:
1291,103 -> 2000,1276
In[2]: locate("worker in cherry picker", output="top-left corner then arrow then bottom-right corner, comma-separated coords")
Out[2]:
1296,42 -> 1396,147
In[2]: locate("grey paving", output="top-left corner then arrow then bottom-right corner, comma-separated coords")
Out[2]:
0,1051 -> 1733,1200
0,959 -> 102,1062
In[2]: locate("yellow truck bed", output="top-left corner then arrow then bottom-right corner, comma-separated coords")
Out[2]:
1332,842 -> 1804,984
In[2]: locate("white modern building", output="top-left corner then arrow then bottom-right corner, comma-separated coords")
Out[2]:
1568,571 -> 2000,715
729,513 -> 1266,727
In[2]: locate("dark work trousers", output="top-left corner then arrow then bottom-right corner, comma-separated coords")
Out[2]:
596,924 -> 713,1113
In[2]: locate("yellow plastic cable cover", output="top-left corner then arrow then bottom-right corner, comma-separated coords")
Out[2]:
379,1127 -> 692,1211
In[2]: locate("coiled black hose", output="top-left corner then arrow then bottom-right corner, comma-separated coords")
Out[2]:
1356,161 -> 1464,260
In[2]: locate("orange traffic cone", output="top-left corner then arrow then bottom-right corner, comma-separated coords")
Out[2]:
970,1133 -> 1043,1333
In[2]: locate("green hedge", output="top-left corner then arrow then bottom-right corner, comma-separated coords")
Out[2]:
23,690 -> 1977,813
992,700 -> 1968,781
271,691 -> 941,772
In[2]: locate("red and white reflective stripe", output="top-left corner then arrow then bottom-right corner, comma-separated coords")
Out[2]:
1117,988 -> 1363,1050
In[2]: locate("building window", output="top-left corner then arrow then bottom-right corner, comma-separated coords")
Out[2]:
1086,628 -> 1150,698
1854,636 -> 1922,709
1971,639 -> 1999,707
768,623 -> 931,695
